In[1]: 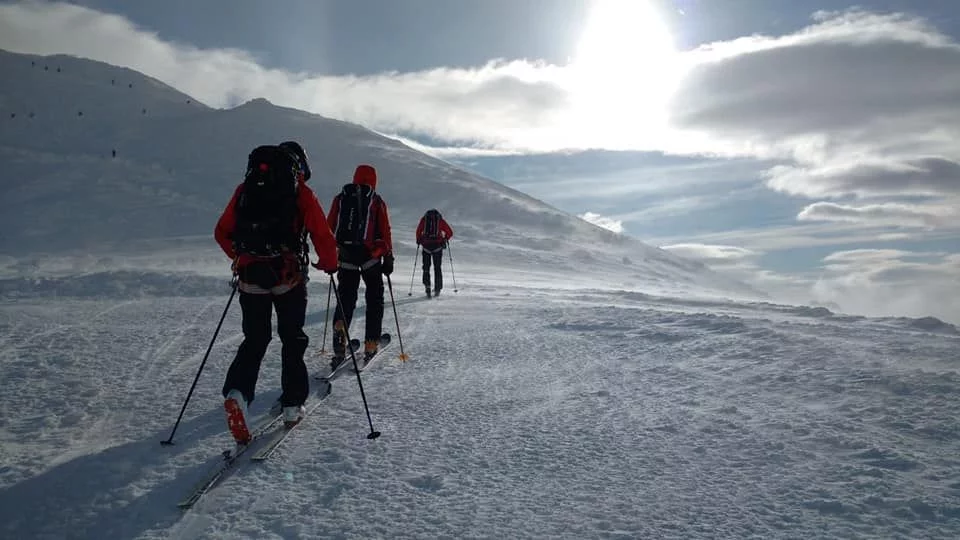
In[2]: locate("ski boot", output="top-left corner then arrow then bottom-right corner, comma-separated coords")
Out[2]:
331,320 -> 347,370
364,338 -> 379,359
283,405 -> 305,428
224,389 -> 251,444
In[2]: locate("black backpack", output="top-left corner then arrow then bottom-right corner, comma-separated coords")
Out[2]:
334,183 -> 377,245
232,145 -> 303,257
422,209 -> 442,241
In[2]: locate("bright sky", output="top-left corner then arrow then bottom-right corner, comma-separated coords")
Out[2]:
1,0 -> 958,317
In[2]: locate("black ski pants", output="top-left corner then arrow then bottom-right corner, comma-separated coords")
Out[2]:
222,283 -> 309,407
421,249 -> 444,291
333,264 -> 384,342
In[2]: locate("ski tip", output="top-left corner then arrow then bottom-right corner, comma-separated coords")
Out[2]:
367,431 -> 381,440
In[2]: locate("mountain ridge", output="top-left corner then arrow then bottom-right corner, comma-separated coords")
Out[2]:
0,48 -> 757,297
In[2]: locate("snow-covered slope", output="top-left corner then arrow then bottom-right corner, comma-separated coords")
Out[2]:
1,282 -> 958,539
0,48 -> 753,298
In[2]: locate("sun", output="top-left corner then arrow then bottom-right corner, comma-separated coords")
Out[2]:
564,0 -> 684,147
573,0 -> 675,75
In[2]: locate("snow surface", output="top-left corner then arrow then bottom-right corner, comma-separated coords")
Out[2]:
2,49 -> 960,539
2,282 -> 960,539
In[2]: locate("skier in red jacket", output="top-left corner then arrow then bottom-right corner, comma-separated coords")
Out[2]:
214,141 -> 338,443
415,208 -> 453,297
326,164 -> 394,367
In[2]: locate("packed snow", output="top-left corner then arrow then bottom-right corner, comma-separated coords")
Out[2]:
2,278 -> 959,539
1,49 -> 959,539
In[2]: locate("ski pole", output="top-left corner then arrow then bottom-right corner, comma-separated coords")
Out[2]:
386,275 -> 409,361
407,245 -> 420,296
318,279 -> 332,354
447,242 -> 458,293
161,277 -> 239,445
329,275 -> 381,440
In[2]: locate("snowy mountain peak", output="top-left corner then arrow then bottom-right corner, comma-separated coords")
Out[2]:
0,49 -> 755,297
237,97 -> 274,108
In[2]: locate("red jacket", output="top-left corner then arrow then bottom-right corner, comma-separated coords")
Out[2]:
214,182 -> 339,272
327,164 -> 393,259
416,213 -> 453,248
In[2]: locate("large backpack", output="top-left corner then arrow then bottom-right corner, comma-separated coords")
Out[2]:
421,209 -> 442,241
232,145 -> 303,257
334,183 -> 377,246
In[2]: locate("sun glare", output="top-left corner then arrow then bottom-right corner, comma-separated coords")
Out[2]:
564,0 -> 683,147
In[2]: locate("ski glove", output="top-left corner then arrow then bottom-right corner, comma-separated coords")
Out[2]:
381,254 -> 395,276
312,261 -> 338,275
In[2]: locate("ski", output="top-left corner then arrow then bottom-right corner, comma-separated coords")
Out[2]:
251,334 -> 389,461
357,333 -> 393,372
314,339 -> 360,382
177,412 -> 285,509
250,379 -> 333,461
178,377 -> 332,509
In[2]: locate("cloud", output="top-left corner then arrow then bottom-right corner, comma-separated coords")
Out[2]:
670,11 -> 960,143
821,248 -> 930,264
660,243 -> 756,266
654,222 -> 891,252
810,248 -> 960,323
0,1 -> 576,152
819,248 -> 955,281
659,242 -> 960,324
579,212 -> 624,233
379,134 -> 527,159
660,243 -> 820,303
797,201 -> 960,228
5,3 -> 960,166
767,158 -> 960,199
667,9 -> 960,217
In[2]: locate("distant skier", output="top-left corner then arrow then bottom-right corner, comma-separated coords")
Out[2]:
214,141 -> 338,443
327,164 -> 394,368
416,208 -> 453,297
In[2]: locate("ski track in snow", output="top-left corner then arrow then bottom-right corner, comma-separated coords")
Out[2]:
2,276 -> 959,539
